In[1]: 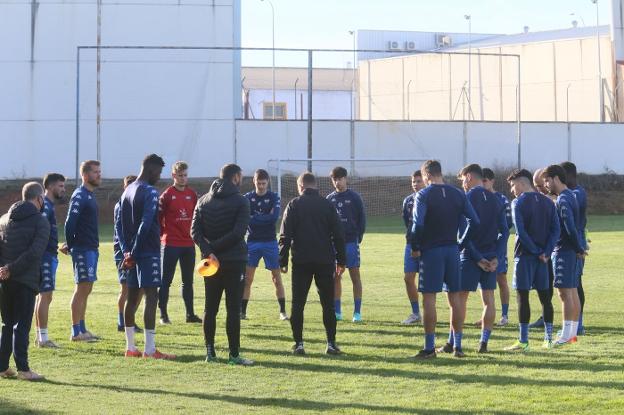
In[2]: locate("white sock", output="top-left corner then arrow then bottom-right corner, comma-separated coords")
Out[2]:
561,320 -> 572,340
125,327 -> 136,351
35,328 -> 41,342
39,328 -> 49,343
570,321 -> 579,338
144,329 -> 156,355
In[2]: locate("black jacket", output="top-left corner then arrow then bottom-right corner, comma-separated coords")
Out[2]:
191,179 -> 250,263
0,201 -> 51,292
279,188 -> 346,267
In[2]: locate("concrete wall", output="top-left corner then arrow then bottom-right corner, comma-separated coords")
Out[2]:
359,35 -> 615,122
0,0 -> 241,179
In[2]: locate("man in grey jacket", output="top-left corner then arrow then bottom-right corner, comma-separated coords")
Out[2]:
0,182 -> 50,381
191,164 -> 252,366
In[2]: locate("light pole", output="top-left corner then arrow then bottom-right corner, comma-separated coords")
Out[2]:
591,0 -> 604,121
464,14 -> 472,120
261,0 -> 276,119
349,30 -> 356,121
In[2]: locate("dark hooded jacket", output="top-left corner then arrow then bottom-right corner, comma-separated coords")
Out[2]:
0,201 -> 51,292
191,179 -> 250,263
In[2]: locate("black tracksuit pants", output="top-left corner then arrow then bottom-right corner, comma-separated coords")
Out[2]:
159,245 -> 196,317
203,261 -> 245,357
0,281 -> 36,372
290,263 -> 336,344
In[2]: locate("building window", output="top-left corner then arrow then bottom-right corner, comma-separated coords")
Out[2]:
263,102 -> 288,120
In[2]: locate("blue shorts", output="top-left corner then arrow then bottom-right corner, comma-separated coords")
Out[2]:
39,253 -> 59,293
126,255 -> 162,289
418,245 -> 461,293
247,240 -> 280,270
346,242 -> 360,269
404,244 -> 419,274
552,250 -> 579,289
460,257 -> 497,291
115,259 -> 128,284
513,255 -> 549,291
496,254 -> 508,274
71,250 -> 98,284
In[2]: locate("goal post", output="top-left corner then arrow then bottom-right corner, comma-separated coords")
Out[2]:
266,158 -> 428,217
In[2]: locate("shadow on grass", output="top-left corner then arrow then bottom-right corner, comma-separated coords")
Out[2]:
0,399 -> 56,414
44,379 -> 523,414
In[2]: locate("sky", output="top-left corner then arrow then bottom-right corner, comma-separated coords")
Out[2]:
241,0 -> 613,67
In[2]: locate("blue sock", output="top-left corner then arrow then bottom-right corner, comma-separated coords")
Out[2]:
545,322 -> 553,341
578,313 -> 584,330
410,301 -> 420,315
334,300 -> 341,315
481,329 -> 492,343
519,323 -> 529,343
72,324 -> 81,337
447,329 -> 454,346
354,298 -> 362,314
453,331 -> 463,350
501,304 -> 509,317
79,320 -> 87,333
425,333 -> 435,351
118,312 -> 124,327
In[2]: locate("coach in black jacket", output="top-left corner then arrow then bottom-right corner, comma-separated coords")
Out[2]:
279,172 -> 346,355
191,164 -> 253,365
0,182 -> 50,381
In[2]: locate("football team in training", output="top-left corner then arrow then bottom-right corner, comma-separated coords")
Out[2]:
0,155 -> 588,379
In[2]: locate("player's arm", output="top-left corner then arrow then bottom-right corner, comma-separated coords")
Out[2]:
329,204 -> 347,267
114,202 -> 128,254
278,201 -> 294,270
209,197 -> 251,253
7,217 -> 50,276
511,199 -> 541,255
158,192 -> 168,233
191,202 -> 213,258
410,191 -> 427,252
64,193 -> 83,250
495,203 -> 510,259
251,193 -> 281,225
463,216 -> 484,261
355,192 -> 366,243
503,195 -> 513,229
561,198 -> 584,254
130,188 -> 159,259
401,197 -> 411,229
458,195 -> 480,245
544,204 -> 561,258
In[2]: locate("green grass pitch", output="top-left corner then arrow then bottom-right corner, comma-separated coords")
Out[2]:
1,216 -> 622,414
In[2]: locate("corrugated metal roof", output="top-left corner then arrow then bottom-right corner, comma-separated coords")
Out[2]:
241,67 -> 354,91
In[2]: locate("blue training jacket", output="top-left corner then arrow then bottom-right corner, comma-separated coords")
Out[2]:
64,185 -> 99,251
327,189 -> 366,243
511,191 -> 560,258
118,180 -> 161,258
245,190 -> 281,242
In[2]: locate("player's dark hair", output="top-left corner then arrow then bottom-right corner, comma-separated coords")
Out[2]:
560,161 -> 577,179
459,163 -> 483,179
330,166 -> 348,179
142,154 -> 165,169
43,173 -> 66,189
254,169 -> 270,181
80,160 -> 100,175
482,168 -> 495,181
421,160 -> 442,177
123,175 -> 137,188
544,164 -> 567,185
411,170 -> 422,178
506,169 -> 533,183
220,163 -> 242,180
298,172 -> 316,187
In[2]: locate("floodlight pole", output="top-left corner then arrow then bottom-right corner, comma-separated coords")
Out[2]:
307,50 -> 313,172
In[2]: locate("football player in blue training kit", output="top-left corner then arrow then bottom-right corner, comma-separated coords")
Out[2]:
401,171 -> 425,325
437,164 -> 507,355
113,175 -> 143,333
328,167 -> 366,323
543,164 -> 587,347
242,169 -> 288,321
118,154 -> 175,360
34,173 -> 66,349
504,169 -> 560,352
481,168 -> 513,326
560,161 -> 588,335
410,160 -> 479,359
63,160 -> 102,342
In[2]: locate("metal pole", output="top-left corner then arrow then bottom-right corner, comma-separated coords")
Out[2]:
294,78 -> 298,120
593,0 -> 605,122
96,0 -> 102,160
465,15 -> 472,120
277,158 -> 282,201
516,56 -> 522,168
261,0 -> 275,119
307,50 -> 313,172
401,58 -> 405,119
75,47 -> 81,186
407,80 -> 413,121
567,83 -> 572,160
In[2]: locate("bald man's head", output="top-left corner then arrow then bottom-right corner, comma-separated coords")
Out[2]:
533,168 -> 547,195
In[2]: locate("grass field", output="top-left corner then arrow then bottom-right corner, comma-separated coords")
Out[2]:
1,216 -> 623,414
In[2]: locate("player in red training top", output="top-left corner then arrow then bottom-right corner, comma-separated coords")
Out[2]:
158,161 -> 201,324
